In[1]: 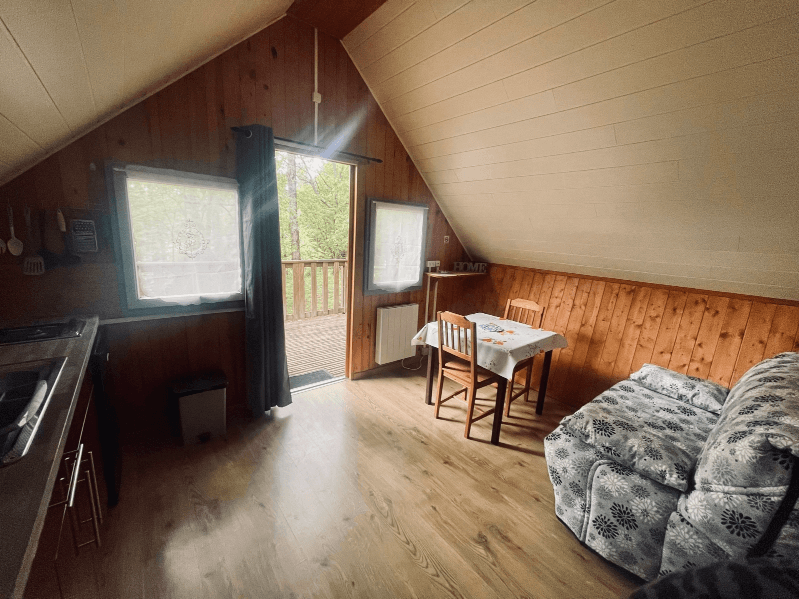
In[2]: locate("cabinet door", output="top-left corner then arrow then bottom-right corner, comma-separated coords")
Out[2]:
24,376 -> 105,598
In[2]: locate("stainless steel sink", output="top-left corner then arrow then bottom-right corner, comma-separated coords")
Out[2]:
0,357 -> 67,466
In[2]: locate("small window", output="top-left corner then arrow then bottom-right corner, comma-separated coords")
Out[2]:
110,165 -> 243,311
364,198 -> 428,295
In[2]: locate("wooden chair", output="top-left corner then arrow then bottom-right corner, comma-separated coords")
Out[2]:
434,311 -> 503,439
501,298 -> 545,417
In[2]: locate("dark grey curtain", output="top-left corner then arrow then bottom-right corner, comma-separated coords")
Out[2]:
234,125 -> 292,415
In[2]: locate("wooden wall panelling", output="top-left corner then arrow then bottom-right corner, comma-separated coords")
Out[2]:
650,291 -> 688,369
685,296 -> 730,380
764,305 -> 799,357
269,19 -> 287,139
595,284 -> 636,393
283,18 -> 301,142
707,298 -> 752,388
238,39 -> 258,128
574,282 -> 618,400
667,293 -> 709,374
461,264 -> 799,409
731,302 -> 777,383
298,22 -> 315,144
610,285 -> 651,380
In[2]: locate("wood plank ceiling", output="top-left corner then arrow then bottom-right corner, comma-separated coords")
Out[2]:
0,0 -> 292,186
343,0 -> 799,301
287,0 -> 388,41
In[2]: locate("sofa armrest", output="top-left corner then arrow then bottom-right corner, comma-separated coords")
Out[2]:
630,364 -> 729,414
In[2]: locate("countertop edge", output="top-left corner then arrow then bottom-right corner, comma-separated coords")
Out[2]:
7,317 -> 99,599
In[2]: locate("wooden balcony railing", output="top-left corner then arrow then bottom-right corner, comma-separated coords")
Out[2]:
281,259 -> 348,321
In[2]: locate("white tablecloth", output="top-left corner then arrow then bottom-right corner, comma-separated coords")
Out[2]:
411,312 -> 568,380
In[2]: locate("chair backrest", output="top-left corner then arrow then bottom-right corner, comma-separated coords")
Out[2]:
504,298 -> 545,327
437,311 -> 477,370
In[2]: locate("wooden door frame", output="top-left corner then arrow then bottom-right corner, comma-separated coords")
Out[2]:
344,164 -> 357,378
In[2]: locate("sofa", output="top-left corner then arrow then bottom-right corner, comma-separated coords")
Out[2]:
544,352 -> 799,581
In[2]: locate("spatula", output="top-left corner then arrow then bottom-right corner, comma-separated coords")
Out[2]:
6,205 -> 22,256
22,206 -> 44,275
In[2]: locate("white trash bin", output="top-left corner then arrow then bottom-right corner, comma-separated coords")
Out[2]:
171,371 -> 228,445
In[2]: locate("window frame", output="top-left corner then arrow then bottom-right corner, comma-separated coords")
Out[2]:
363,197 -> 429,296
108,163 -> 245,316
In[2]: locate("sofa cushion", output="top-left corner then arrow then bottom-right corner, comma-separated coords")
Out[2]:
696,352 -> 799,490
684,353 -> 799,557
630,363 -> 730,414
560,380 -> 718,491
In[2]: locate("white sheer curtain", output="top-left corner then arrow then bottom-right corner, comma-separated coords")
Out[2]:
369,200 -> 427,293
124,170 -> 242,305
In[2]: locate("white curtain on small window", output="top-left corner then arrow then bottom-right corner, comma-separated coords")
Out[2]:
125,171 -> 242,304
371,201 -> 426,292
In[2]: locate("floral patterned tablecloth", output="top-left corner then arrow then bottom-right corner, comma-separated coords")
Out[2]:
411,312 -> 567,380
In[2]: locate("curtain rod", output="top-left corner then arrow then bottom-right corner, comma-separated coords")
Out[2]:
231,127 -> 382,164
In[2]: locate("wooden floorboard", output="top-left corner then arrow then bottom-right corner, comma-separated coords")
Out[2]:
67,369 -> 640,599
285,313 -> 347,379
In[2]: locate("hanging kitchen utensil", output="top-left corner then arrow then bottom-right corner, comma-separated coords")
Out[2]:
22,206 -> 44,275
7,205 -> 23,256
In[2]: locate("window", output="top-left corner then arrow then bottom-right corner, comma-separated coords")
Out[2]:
364,198 -> 428,295
110,165 -> 243,311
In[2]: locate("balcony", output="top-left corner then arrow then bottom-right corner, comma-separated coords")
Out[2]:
281,259 -> 348,383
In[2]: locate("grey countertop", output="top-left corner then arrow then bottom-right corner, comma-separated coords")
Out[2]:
0,316 -> 99,599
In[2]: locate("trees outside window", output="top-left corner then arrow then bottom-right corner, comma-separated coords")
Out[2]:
275,151 -> 350,262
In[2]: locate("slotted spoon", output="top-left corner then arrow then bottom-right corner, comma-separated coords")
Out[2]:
7,205 -> 22,256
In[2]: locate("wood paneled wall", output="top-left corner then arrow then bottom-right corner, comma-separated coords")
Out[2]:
0,15 -> 465,426
103,312 -> 246,436
450,264 -> 799,410
344,0 -> 799,301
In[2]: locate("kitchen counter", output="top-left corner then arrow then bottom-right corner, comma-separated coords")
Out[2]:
0,316 -> 99,599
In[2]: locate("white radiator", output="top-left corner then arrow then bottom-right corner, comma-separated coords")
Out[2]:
375,303 -> 419,365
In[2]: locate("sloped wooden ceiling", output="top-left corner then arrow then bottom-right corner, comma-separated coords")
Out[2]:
0,0 -> 292,186
343,0 -> 799,301
287,0 -> 388,40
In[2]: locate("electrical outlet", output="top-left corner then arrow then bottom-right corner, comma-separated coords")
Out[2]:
426,260 -> 437,268
444,235 -> 450,244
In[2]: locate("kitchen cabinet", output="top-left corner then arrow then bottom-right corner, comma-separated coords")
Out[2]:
23,374 -> 106,599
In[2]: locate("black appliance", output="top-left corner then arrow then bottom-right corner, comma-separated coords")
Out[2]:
90,328 -> 121,507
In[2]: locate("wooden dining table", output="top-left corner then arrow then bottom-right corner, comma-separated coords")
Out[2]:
412,313 -> 568,445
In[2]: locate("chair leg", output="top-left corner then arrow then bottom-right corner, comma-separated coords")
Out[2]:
464,384 -> 477,439
523,362 -> 533,402
434,367 -> 445,419
504,375 -> 514,416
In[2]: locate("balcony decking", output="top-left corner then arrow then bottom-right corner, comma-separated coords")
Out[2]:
284,312 -> 346,380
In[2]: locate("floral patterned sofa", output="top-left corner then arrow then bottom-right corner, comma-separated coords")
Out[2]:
544,352 -> 799,581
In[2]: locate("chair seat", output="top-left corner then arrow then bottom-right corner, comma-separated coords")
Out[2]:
441,358 -> 499,388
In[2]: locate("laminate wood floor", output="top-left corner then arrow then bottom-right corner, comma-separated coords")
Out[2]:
60,369 -> 641,598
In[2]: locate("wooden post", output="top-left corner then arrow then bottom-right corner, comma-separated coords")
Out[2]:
333,261 -> 341,313
293,262 -> 304,319
281,263 -> 288,320
311,262 -> 318,317
322,262 -> 329,315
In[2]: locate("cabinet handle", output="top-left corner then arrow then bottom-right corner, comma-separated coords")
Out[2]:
67,444 -> 84,508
